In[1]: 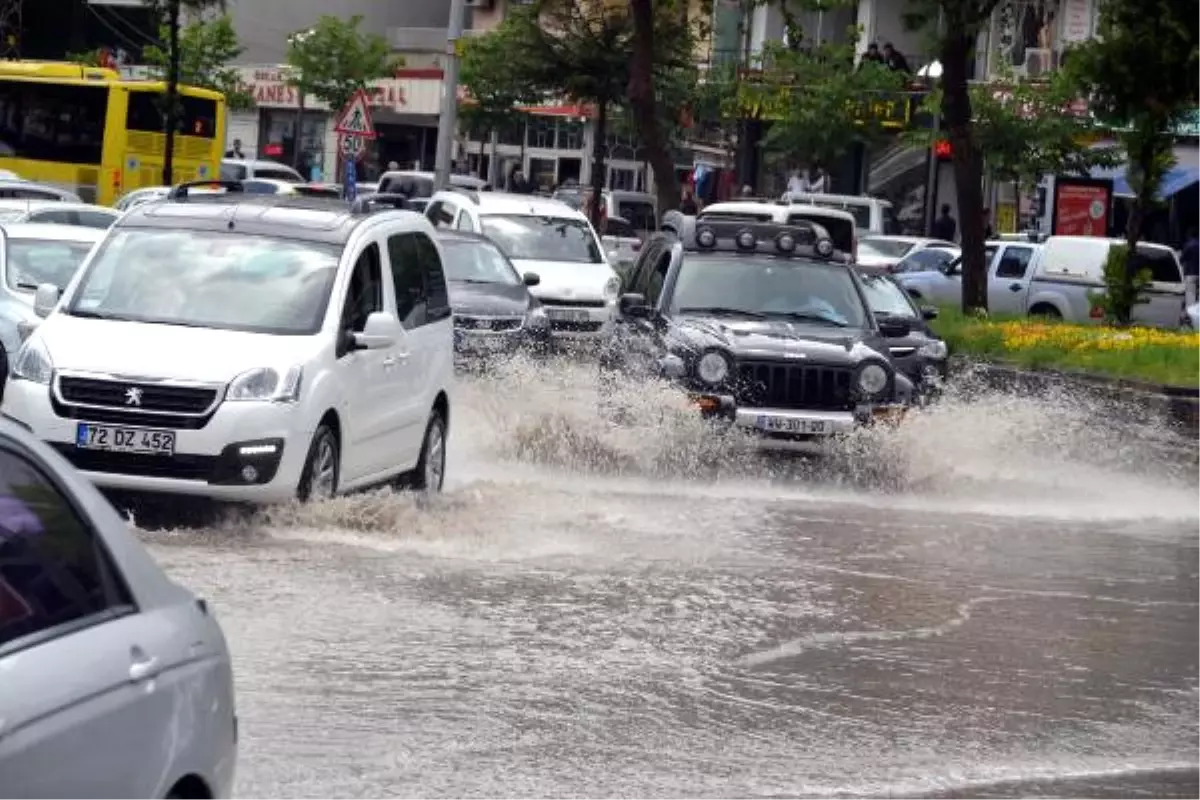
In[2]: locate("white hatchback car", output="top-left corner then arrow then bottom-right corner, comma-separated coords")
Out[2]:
2,185 -> 454,503
0,418 -> 237,798
425,190 -> 620,338
0,200 -> 121,229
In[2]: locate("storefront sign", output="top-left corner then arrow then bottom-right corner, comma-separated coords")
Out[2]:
1051,177 -> 1112,237
1059,0 -> 1094,44
237,67 -> 441,116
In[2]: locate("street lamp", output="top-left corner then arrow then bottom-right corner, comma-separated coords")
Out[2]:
921,59 -> 943,236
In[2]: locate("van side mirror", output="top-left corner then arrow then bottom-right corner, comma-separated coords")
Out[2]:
618,293 -> 652,318
523,271 -> 540,287
33,283 -> 60,318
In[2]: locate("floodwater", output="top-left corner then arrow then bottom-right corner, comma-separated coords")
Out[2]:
131,358 -> 1199,798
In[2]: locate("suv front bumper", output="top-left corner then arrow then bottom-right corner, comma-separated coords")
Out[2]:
693,393 -> 907,450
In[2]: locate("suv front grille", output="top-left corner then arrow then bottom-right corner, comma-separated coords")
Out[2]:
734,360 -> 854,411
541,298 -> 605,308
455,315 -> 523,332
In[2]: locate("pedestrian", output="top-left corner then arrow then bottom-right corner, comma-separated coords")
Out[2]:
224,138 -> 245,159
882,42 -> 911,74
983,207 -> 995,240
679,185 -> 699,215
1182,226 -> 1199,307
931,203 -> 957,241
806,164 -> 828,194
859,43 -> 885,68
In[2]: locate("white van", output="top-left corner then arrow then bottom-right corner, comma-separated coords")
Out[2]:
783,192 -> 900,236
1024,236 -> 1186,327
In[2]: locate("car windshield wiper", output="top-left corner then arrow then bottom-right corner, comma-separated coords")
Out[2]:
15,282 -> 41,291
677,306 -> 768,319
455,278 -> 502,284
762,310 -> 850,327
65,309 -> 133,321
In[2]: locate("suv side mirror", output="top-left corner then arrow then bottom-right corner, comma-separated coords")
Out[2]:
618,293 -> 652,318
877,317 -> 912,338
523,271 -> 540,287
34,283 -> 60,318
920,305 -> 938,320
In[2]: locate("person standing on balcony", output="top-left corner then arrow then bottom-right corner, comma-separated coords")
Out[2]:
882,43 -> 911,74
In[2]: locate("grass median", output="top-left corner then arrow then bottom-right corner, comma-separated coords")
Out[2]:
928,305 -> 1200,389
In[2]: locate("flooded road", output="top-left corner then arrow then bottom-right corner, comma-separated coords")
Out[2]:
131,360 -> 1199,797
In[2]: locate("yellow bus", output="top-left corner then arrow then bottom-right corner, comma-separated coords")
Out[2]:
0,61 -> 226,206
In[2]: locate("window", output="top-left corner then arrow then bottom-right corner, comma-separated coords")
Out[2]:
27,209 -> 74,225
455,211 -> 475,232
426,201 -> 456,229
125,91 -> 217,138
604,218 -> 636,238
810,199 -> 871,229
441,239 -> 522,285
788,213 -> 854,254
617,201 -> 657,234
897,248 -> 956,273
529,116 -> 555,149
858,273 -> 919,318
0,448 -> 134,652
556,120 -> 583,150
220,162 -> 248,181
0,187 -> 66,200
252,168 -> 303,183
7,238 -> 96,292
0,81 -> 108,165
386,234 -> 427,329
342,244 -> 383,333
995,245 -> 1033,278
644,251 -> 672,307
75,211 -> 118,229
241,180 -> 279,195
625,240 -> 661,292
1130,247 -> 1183,283
415,233 -> 450,322
480,215 -> 602,264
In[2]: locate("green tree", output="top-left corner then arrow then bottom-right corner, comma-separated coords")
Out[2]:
458,24 -> 539,184
1067,0 -> 1199,324
144,14 -> 252,111
903,0 -> 1001,314
284,15 -> 400,116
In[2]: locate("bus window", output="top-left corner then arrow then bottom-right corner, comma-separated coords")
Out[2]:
0,81 -> 107,165
126,91 -> 217,139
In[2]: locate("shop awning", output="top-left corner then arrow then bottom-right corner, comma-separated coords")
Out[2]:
1090,146 -> 1200,199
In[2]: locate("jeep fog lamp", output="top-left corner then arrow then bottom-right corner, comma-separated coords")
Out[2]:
856,362 -> 889,397
775,232 -> 796,253
735,229 -> 757,251
695,226 -> 717,249
697,350 -> 731,385
815,237 -> 834,257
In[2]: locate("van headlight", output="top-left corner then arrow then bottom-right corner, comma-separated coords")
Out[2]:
12,337 -> 53,384
918,340 -> 948,359
227,366 -> 303,402
854,361 -> 890,399
603,277 -> 620,301
696,349 -> 732,385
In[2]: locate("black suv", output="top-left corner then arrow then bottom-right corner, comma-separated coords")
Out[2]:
600,219 -> 916,449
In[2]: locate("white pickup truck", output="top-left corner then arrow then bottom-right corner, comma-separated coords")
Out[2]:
897,240 -> 1040,314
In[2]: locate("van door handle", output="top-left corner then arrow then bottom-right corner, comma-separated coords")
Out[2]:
1010,283 -> 1022,291
129,648 -> 159,682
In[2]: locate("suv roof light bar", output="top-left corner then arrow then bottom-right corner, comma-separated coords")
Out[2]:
686,218 -> 839,260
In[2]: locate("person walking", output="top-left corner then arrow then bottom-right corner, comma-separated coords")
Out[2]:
679,185 -> 699,215
931,203 -> 957,241
1182,226 -> 1199,307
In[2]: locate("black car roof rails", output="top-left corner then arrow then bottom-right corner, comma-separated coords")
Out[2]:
167,180 -> 245,201
348,192 -> 412,215
446,185 -> 480,204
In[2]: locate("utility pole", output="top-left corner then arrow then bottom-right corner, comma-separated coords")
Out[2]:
433,0 -> 467,192
162,0 -> 181,186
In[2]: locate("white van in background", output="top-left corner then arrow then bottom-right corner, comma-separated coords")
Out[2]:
1024,236 -> 1186,327
782,192 -> 900,236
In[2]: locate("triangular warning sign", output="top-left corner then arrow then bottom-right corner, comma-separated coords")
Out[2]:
334,90 -> 376,138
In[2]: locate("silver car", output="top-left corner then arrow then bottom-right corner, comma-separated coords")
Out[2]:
0,224 -> 107,372
0,419 -> 237,798
0,201 -> 121,229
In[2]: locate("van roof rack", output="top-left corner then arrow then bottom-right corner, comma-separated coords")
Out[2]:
348,192 -> 415,215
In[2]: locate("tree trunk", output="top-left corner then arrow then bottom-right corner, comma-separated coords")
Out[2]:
940,31 -> 988,314
628,0 -> 681,216
1118,130 -> 1163,324
589,101 -> 609,231
161,0 -> 181,186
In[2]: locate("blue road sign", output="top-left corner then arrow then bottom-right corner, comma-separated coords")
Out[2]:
344,156 -> 357,202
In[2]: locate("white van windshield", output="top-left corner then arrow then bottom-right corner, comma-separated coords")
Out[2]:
66,229 -> 340,335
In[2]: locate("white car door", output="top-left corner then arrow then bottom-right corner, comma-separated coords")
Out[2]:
382,231 -> 437,468
1130,247 -> 1187,328
988,244 -> 1036,314
0,447 -> 176,798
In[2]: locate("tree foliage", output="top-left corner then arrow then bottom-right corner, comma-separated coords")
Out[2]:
284,15 -> 401,114
458,24 -> 538,149
907,67 -> 1121,190
1067,0 -> 1199,324
144,14 -> 253,111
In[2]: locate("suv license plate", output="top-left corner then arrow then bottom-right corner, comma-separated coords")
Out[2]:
76,424 -> 176,456
546,308 -> 590,323
756,416 -> 828,435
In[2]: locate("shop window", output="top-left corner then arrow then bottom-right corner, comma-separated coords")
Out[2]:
258,109 -> 326,178
529,116 -> 555,149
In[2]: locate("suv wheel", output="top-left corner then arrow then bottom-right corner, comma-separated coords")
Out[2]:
297,425 -> 339,501
401,412 -> 447,492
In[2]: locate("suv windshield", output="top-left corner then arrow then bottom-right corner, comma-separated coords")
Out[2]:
668,256 -> 867,327
441,239 -> 521,285
66,229 -> 340,335
7,238 -> 95,291
857,272 -> 918,318
480,214 -> 601,264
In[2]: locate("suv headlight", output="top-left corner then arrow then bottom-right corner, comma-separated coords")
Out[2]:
603,277 -> 620,301
854,361 -> 890,399
918,339 -> 948,359
227,366 -> 303,402
12,337 -> 53,384
696,349 -> 732,385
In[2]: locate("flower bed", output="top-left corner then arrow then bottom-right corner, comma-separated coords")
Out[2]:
929,306 -> 1199,389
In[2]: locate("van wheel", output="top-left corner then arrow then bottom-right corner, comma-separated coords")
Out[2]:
297,425 -> 339,502
1029,304 -> 1061,320
399,412 -> 447,493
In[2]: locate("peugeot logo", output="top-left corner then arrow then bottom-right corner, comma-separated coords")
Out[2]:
124,387 -> 143,406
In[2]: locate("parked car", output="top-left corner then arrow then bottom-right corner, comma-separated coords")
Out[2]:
899,240 -> 1041,315
0,223 -> 107,374
0,200 -> 121,229
378,171 -> 489,199
551,188 -> 658,237
662,201 -> 857,263
856,235 -> 958,272
425,189 -> 620,340
0,180 -> 81,203
855,268 -> 948,398
219,158 -> 304,183
781,192 -> 901,236
893,245 -> 961,274
2,183 -> 454,502
436,230 -> 552,361
601,215 -> 643,274
0,418 -> 237,798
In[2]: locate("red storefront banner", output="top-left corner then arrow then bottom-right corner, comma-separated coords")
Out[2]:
1052,178 -> 1113,237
